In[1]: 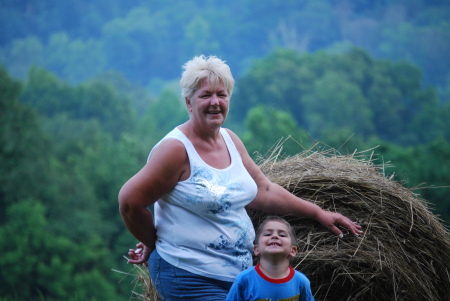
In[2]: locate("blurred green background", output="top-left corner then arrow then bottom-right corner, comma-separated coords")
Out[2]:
1,0 -> 449,300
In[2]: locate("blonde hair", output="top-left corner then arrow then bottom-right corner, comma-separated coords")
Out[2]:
180,55 -> 234,100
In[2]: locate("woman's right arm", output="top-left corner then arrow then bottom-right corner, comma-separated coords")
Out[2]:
118,139 -> 188,258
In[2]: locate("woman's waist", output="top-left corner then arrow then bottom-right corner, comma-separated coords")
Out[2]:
155,222 -> 254,251
155,239 -> 253,281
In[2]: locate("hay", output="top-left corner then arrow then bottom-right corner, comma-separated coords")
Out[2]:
249,144 -> 450,301
114,260 -> 160,301
131,143 -> 450,301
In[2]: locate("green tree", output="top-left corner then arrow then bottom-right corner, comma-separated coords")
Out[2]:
231,49 -> 310,125
0,66 -> 51,218
145,87 -> 187,134
234,47 -> 447,146
20,67 -> 76,117
182,16 -> 220,56
1,66 -> 138,300
242,105 -> 310,158
101,6 -> 184,82
76,79 -> 136,138
0,36 -> 44,79
39,115 -> 143,299
45,32 -> 105,83
94,70 -> 155,116
418,139 -> 450,223
21,67 -> 136,139
1,0 -> 450,92
370,138 -> 450,224
0,199 -> 118,300
368,59 -> 443,144
302,70 -> 373,138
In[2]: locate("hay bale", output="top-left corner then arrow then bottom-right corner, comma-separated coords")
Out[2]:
249,146 -> 450,301
134,145 -> 450,301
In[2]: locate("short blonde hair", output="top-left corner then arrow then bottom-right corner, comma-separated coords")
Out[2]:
180,55 -> 234,100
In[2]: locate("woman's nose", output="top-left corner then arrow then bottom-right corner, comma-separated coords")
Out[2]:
210,95 -> 220,105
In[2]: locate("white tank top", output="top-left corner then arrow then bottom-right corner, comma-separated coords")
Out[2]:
149,127 -> 257,282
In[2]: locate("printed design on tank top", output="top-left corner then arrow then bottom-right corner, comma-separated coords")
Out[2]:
208,220 -> 254,271
182,165 -> 241,214
181,165 -> 253,271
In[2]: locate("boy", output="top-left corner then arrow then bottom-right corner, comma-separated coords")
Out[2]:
226,216 -> 314,301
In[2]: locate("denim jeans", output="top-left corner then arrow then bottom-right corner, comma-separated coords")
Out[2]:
149,249 -> 233,301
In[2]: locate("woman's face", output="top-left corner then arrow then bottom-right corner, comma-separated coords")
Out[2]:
187,77 -> 230,130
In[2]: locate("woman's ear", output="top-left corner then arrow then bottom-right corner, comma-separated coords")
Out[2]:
185,97 -> 192,112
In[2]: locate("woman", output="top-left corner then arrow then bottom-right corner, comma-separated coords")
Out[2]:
118,55 -> 362,300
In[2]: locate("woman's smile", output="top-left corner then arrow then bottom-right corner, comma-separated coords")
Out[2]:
188,78 -> 230,128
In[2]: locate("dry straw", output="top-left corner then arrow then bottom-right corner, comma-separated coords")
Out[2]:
125,141 -> 450,301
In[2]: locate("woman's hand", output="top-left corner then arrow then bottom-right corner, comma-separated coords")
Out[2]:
128,242 -> 152,266
317,211 -> 363,238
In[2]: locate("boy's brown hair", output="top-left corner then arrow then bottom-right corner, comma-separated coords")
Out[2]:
254,215 -> 297,246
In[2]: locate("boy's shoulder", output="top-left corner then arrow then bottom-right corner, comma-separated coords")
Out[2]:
236,266 -> 257,278
293,269 -> 312,286
234,265 -> 258,284
294,269 -> 310,279
236,265 -> 311,285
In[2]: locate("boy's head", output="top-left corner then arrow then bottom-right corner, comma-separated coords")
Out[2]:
254,215 -> 297,259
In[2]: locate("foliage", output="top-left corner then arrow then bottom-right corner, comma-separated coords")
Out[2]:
143,87 -> 188,138
0,40 -> 449,300
241,105 -> 311,157
20,67 -> 136,139
0,0 -> 449,98
0,66 -> 50,219
232,48 -> 448,146
372,138 -> 450,223
2,2 -> 449,297
0,66 -> 139,300
0,199 -> 117,300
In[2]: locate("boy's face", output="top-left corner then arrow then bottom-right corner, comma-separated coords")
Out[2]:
254,221 -> 297,259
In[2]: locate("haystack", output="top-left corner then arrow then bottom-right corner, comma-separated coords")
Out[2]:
128,144 -> 450,301
250,145 -> 450,301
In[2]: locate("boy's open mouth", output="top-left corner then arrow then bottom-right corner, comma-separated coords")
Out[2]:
269,242 -> 281,246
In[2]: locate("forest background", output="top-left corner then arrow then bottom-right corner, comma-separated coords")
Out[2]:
1,0 -> 450,300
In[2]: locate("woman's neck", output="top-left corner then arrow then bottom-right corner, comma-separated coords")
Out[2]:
183,121 -> 221,143
179,121 -> 231,169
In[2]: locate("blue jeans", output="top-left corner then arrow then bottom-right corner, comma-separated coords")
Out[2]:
149,249 -> 233,300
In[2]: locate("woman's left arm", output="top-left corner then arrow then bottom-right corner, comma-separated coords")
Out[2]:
227,130 -> 362,237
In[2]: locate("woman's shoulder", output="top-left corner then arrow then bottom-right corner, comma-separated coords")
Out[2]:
222,128 -> 243,146
148,128 -> 188,163
156,137 -> 186,152
161,126 -> 188,142
147,136 -> 190,182
149,128 -> 187,158
222,127 -> 235,136
152,132 -> 190,162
